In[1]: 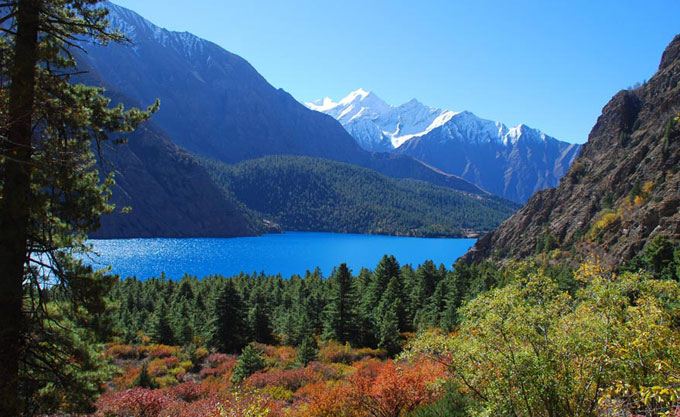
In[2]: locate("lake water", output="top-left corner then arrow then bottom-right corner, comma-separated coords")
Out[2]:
85,232 -> 476,280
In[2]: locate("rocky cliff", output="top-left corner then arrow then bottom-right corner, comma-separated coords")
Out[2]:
464,35 -> 680,265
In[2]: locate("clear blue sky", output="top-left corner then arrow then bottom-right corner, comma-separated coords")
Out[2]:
112,0 -> 680,144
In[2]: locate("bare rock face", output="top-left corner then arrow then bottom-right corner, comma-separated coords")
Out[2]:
463,34 -> 680,265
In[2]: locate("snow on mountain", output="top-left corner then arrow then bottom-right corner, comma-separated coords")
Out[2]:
305,89 -> 560,152
305,89 -> 582,203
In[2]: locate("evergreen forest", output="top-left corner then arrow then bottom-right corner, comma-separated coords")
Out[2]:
204,155 -> 519,237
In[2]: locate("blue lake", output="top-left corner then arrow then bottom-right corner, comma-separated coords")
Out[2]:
85,232 -> 476,280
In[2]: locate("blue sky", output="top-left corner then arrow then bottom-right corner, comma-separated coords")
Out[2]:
112,0 -> 680,144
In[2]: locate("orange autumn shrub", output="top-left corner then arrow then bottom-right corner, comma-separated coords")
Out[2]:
107,344 -> 139,359
150,344 -> 178,358
114,365 -> 143,389
347,359 -> 446,417
148,358 -> 169,377
290,381 -> 358,417
318,341 -> 385,364
261,344 -> 296,367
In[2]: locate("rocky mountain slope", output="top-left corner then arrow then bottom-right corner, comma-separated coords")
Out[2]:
74,2 -> 486,197
463,34 -> 680,265
307,90 -> 581,203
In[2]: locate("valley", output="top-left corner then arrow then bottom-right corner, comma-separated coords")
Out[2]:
1,1 -> 679,417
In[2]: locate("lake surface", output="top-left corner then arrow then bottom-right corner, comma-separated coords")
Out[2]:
85,232 -> 476,280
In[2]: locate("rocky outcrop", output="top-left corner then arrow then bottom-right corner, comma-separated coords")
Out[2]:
463,35 -> 680,265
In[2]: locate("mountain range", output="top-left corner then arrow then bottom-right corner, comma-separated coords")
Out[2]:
77,2 -> 486,195
464,34 -> 680,265
79,2 -> 519,238
307,90 -> 581,203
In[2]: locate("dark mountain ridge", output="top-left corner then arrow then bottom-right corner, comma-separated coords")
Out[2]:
463,34 -> 680,265
76,2 -> 487,197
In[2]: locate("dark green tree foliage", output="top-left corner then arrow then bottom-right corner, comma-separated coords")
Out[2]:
149,301 -> 174,345
231,343 -> 266,384
204,155 -> 518,237
296,335 -> 319,367
620,236 -> 680,281
378,301 -> 401,355
206,280 -> 247,353
132,364 -> 157,389
248,286 -> 274,345
107,257 -> 508,355
322,263 -> 358,344
0,1 -> 156,414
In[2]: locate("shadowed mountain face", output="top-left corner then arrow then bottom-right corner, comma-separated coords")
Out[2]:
306,89 -> 581,203
463,34 -> 680,265
93,122 -> 261,238
75,2 -> 488,196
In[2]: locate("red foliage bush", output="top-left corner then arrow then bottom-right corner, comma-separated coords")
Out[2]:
306,361 -> 342,380
164,382 -> 205,402
246,367 -> 320,391
207,353 -> 230,367
199,368 -> 219,379
164,356 -> 180,368
160,397 -> 221,417
95,388 -> 173,417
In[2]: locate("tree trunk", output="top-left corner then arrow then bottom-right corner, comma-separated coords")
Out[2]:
0,1 -> 40,416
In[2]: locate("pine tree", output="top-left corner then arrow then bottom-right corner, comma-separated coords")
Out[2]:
248,286 -> 274,344
322,263 -> 358,344
0,1 -> 156,414
149,301 -> 174,345
359,255 -> 401,347
297,335 -> 319,367
231,343 -> 266,384
132,364 -> 157,389
206,280 -> 248,353
378,301 -> 401,355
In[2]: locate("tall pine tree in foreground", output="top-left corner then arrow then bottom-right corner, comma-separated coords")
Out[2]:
0,1 -> 157,415
322,263 -> 358,345
206,280 -> 248,353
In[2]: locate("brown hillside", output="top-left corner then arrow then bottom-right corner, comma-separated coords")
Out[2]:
464,34 -> 680,266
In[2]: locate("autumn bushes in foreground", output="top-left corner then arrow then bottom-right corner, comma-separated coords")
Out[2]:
95,340 -> 446,417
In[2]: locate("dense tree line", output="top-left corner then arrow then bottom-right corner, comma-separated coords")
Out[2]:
203,155 -> 519,237
106,256 -> 511,353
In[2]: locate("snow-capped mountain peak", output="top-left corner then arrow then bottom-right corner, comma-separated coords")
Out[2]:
304,89 -> 581,202
304,89 -> 562,150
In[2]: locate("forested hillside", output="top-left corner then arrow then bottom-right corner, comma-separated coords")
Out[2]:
204,156 -> 519,237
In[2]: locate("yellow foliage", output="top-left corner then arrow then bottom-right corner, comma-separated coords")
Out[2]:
403,262 -> 680,417
588,210 -> 621,241
261,385 -> 293,402
155,374 -> 178,388
219,391 -> 271,417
